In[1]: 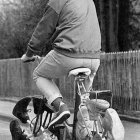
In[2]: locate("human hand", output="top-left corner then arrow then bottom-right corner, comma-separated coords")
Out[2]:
21,54 -> 41,63
21,54 -> 35,63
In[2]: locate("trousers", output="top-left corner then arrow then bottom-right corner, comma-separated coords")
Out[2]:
33,50 -> 100,105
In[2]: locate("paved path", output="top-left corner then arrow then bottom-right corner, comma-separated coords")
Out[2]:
1,118 -> 140,140
0,120 -> 11,140
0,99 -> 140,140
123,121 -> 140,140
0,99 -> 73,140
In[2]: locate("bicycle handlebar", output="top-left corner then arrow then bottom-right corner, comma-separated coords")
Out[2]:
21,55 -> 42,64
23,58 -> 36,63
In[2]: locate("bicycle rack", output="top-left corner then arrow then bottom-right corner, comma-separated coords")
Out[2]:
71,74 -> 112,140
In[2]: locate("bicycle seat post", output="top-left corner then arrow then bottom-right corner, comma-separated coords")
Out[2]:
68,68 -> 91,140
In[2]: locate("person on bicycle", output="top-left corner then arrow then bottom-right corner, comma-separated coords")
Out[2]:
21,0 -> 101,130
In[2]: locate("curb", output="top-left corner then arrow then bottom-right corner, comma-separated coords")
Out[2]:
0,113 -> 15,122
119,114 -> 140,123
0,97 -> 21,103
0,97 -> 18,122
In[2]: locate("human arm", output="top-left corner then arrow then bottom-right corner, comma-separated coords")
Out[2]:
21,4 -> 59,61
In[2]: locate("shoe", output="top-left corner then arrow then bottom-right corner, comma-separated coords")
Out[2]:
48,103 -> 70,130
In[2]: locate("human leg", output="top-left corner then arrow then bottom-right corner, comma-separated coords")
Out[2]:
33,50 -> 100,128
35,77 -> 62,106
33,50 -> 70,128
33,50 -> 67,105
83,59 -> 100,91
34,76 -> 70,129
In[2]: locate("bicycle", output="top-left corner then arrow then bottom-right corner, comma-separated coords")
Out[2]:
10,56 -> 70,140
10,57 -> 125,140
66,68 -> 111,140
67,67 -> 124,140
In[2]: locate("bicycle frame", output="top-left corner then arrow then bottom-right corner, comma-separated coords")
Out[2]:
71,74 -> 112,140
72,74 -> 90,140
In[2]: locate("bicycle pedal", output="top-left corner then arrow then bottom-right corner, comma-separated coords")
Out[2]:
48,123 -> 65,133
93,133 -> 102,140
55,123 -> 65,129
48,124 -> 65,138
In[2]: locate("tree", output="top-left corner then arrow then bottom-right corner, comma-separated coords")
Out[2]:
0,0 -> 49,59
94,0 -> 140,52
118,0 -> 130,51
129,0 -> 140,50
94,0 -> 119,52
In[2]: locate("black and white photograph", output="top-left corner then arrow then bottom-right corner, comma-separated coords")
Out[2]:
0,0 -> 140,140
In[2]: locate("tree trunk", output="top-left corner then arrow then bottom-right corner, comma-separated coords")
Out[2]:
118,0 -> 130,51
99,0 -> 106,52
108,0 -> 119,52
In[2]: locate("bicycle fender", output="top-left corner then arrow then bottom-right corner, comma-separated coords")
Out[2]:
102,108 -> 125,140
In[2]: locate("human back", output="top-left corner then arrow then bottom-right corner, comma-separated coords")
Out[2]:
49,0 -> 101,58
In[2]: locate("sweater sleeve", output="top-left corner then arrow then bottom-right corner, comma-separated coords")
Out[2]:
26,4 -> 59,56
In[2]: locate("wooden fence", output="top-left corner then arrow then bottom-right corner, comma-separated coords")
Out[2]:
93,51 -> 140,113
0,51 -> 140,113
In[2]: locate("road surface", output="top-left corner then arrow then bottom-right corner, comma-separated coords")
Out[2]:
0,119 -> 140,140
123,121 -> 140,140
0,119 -> 11,140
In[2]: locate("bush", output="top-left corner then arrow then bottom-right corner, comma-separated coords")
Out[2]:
0,0 -> 48,59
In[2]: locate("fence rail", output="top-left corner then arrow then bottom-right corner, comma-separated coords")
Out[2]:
0,51 -> 140,113
93,51 -> 140,112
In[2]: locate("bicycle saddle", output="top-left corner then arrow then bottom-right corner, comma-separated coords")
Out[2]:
68,68 -> 91,77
